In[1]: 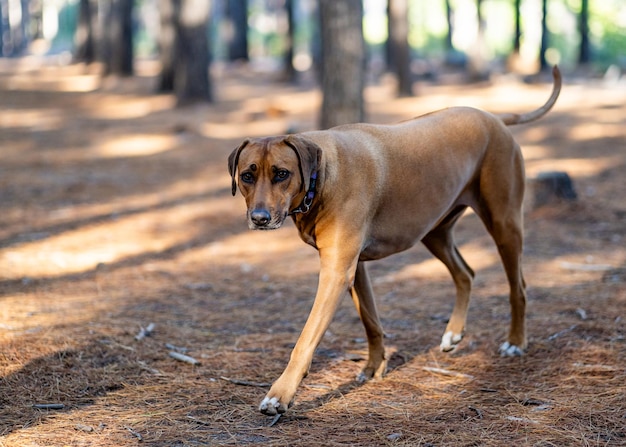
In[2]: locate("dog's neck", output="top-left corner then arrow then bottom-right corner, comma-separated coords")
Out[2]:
289,171 -> 318,215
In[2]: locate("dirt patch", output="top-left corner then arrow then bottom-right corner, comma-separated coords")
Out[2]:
1,62 -> 625,446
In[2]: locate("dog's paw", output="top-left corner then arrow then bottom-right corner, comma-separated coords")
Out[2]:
356,361 -> 387,383
499,341 -> 524,357
259,395 -> 291,416
440,331 -> 463,352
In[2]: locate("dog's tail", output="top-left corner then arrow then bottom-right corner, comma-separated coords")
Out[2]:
499,65 -> 562,126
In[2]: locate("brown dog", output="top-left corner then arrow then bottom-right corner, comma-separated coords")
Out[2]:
228,66 -> 561,416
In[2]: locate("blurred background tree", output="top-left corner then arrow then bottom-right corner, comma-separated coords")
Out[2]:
319,0 -> 365,128
1,0 -> 624,110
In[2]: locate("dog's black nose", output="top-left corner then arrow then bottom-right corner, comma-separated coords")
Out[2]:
250,209 -> 271,226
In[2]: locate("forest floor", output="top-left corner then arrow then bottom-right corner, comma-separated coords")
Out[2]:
0,59 -> 625,446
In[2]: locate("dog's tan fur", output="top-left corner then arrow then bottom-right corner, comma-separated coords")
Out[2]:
228,67 -> 561,415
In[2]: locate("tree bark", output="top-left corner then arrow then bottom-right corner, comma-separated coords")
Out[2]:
103,0 -> 134,76
227,0 -> 248,61
445,0 -> 454,52
319,0 -> 365,129
387,0 -> 412,97
158,0 -> 176,92
578,0 -> 590,65
172,0 -> 213,104
283,0 -> 296,82
539,0 -> 549,70
513,0 -> 521,54
468,0 -> 489,80
74,0 -> 96,63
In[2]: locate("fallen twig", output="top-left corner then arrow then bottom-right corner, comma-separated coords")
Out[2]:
165,343 -> 189,353
135,323 -> 155,341
468,406 -> 483,419
548,324 -> 577,341
33,403 -> 64,410
126,426 -> 143,441
220,376 -> 271,387
422,366 -> 474,380
169,351 -> 200,365
187,415 -> 211,426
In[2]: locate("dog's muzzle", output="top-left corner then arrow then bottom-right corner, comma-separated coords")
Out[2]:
248,209 -> 285,230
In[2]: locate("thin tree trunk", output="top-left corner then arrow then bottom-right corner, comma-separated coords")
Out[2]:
283,0 -> 296,82
578,0 -> 590,65
74,0 -> 96,63
158,0 -> 176,91
388,0 -> 412,97
109,0 -> 134,76
319,0 -> 365,129
539,0 -> 549,70
227,0 -> 248,61
173,0 -> 213,104
513,0 -> 521,54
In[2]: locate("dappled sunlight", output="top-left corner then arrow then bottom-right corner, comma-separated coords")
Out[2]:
95,133 -> 180,158
0,72 -> 101,93
201,120 -> 292,140
377,241 -> 499,284
200,89 -> 319,138
567,122 -> 625,142
0,108 -> 64,131
520,144 -> 552,161
0,195 -> 236,280
1,60 -> 625,446
528,249 -> 626,289
86,94 -> 175,120
183,222 -> 320,278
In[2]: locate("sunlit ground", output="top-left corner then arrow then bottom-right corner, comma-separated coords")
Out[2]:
0,61 -> 624,445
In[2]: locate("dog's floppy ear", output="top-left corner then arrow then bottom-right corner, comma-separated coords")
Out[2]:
227,139 -> 250,196
283,135 -> 322,192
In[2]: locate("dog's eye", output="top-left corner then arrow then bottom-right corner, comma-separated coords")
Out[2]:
241,172 -> 254,184
274,170 -> 290,182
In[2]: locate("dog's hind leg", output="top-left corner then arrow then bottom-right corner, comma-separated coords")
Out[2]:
422,206 -> 475,352
475,147 -> 528,356
477,206 -> 527,356
350,261 -> 387,382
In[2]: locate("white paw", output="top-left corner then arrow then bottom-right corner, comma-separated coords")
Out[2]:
499,341 -> 524,357
259,396 -> 281,414
440,331 -> 463,352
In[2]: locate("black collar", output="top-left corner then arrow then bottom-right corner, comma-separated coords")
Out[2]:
289,171 -> 318,215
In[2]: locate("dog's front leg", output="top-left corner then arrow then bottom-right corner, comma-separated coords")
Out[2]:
259,246 -> 360,415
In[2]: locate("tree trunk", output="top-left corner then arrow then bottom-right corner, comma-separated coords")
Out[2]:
387,0 -> 412,97
103,0 -> 134,76
227,0 -> 248,61
319,0 -> 365,129
0,0 -> 29,56
445,0 -> 454,52
283,0 -> 296,82
0,1 -> 4,57
539,0 -> 549,70
468,0 -> 489,80
158,0 -> 176,92
173,0 -> 213,104
578,0 -> 590,65
513,0 -> 521,54
74,0 -> 96,63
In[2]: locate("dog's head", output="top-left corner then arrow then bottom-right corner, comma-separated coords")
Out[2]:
228,135 -> 321,230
